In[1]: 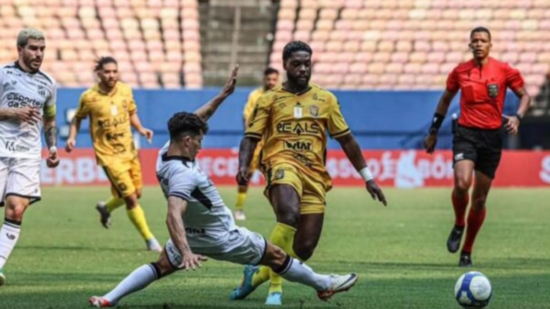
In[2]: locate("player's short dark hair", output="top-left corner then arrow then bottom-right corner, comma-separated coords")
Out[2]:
282,41 -> 312,62
168,112 -> 209,141
470,27 -> 491,41
264,67 -> 279,76
94,56 -> 117,71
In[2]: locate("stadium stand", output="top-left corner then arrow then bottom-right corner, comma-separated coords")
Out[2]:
0,0 -> 202,88
269,0 -> 550,96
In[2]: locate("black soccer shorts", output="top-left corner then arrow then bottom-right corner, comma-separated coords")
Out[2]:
452,125 -> 504,179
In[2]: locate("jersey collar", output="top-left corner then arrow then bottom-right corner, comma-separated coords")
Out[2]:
14,60 -> 38,75
96,82 -> 119,96
162,153 -> 195,164
281,83 -> 312,96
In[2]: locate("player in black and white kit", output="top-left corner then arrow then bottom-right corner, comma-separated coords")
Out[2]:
0,28 -> 59,286
89,66 -> 358,308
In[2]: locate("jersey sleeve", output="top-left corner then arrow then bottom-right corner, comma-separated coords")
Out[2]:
504,63 -> 525,91
446,67 -> 460,92
168,167 -> 197,201
128,88 -> 137,114
74,93 -> 89,119
244,93 -> 269,140
328,95 -> 351,139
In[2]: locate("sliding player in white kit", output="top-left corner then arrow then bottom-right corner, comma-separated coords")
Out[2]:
0,28 -> 59,286
89,66 -> 357,307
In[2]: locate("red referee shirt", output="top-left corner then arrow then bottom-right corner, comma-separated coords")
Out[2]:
446,57 -> 525,129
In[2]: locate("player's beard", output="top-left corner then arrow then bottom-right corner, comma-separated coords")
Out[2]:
23,54 -> 42,73
288,73 -> 310,89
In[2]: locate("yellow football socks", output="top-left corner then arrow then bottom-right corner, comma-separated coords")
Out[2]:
105,196 -> 124,213
235,192 -> 247,210
251,223 -> 297,292
126,205 -> 154,241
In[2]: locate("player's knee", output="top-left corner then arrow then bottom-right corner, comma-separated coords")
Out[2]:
294,239 -> 318,261
124,195 -> 138,209
472,194 -> 488,210
5,200 -> 27,221
454,178 -> 471,194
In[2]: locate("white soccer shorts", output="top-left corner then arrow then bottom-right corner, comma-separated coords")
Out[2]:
0,157 -> 41,207
165,227 -> 267,268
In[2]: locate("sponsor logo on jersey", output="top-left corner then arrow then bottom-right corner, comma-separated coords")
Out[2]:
4,140 -> 31,153
277,121 -> 321,135
105,132 -> 125,141
96,114 -> 129,129
454,153 -> 464,161
185,227 -> 206,234
284,140 -> 312,151
6,93 -> 43,108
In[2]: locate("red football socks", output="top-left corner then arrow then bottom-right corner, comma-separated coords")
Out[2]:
462,207 -> 487,254
452,190 -> 469,227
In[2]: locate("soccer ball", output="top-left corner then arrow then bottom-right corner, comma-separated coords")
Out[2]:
454,271 -> 492,308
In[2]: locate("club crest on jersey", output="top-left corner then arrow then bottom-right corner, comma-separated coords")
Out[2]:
309,105 -> 319,117
37,85 -> 46,98
487,84 -> 499,98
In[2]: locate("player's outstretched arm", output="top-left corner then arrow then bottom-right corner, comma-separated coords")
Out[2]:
424,89 -> 457,154
503,87 -> 531,135
336,133 -> 387,206
236,136 -> 259,186
166,196 -> 207,270
194,64 -> 239,122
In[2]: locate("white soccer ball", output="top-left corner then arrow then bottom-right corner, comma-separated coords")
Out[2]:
454,271 -> 492,308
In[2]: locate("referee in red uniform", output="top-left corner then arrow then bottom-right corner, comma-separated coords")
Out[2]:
424,27 -> 531,267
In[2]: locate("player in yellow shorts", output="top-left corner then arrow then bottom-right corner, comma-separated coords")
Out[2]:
65,57 -> 161,252
234,67 -> 279,221
231,41 -> 387,305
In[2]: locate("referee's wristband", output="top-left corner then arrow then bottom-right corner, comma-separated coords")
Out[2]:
359,167 -> 374,182
49,146 -> 57,153
514,113 -> 522,123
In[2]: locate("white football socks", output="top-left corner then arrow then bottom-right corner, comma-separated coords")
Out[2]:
103,264 -> 159,304
275,256 -> 331,291
0,220 -> 21,269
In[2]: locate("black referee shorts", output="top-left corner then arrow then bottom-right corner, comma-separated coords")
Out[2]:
452,125 -> 504,179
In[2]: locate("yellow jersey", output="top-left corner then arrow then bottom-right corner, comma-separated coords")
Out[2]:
75,82 -> 138,166
245,84 -> 350,184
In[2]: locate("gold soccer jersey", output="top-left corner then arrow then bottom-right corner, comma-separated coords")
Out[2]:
75,82 -> 138,166
245,84 -> 350,190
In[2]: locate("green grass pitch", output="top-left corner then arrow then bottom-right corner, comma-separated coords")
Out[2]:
0,186 -> 549,309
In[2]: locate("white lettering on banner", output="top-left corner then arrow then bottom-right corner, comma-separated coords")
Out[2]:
327,151 -> 453,186
41,157 -> 108,185
197,156 -> 238,177
540,156 -> 550,184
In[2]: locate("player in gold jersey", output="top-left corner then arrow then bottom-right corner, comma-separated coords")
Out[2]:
65,57 -> 161,252
233,67 -> 279,221
230,41 -> 387,305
